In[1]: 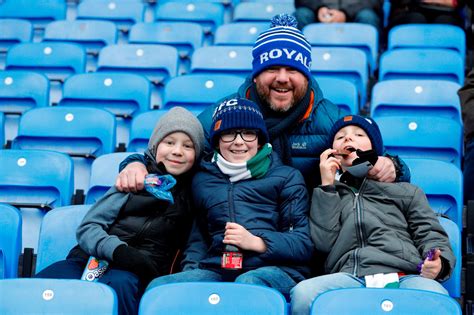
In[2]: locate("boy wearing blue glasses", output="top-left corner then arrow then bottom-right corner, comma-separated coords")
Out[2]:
146,98 -> 313,298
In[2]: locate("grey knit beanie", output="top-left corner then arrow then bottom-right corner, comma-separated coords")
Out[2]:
148,107 -> 205,161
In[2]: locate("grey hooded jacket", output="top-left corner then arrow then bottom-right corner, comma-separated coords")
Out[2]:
310,179 -> 455,281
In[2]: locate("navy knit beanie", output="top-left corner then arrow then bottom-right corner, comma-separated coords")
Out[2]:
210,98 -> 269,147
328,115 -> 384,156
252,14 -> 312,79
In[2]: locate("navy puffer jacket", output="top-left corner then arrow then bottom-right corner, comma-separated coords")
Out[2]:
188,151 -> 314,282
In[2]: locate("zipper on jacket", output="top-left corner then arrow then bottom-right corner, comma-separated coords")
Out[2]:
130,215 -> 155,247
228,183 -> 236,223
289,200 -> 294,232
349,179 -> 368,276
352,248 -> 360,276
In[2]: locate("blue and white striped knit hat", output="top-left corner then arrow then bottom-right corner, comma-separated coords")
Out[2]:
252,14 -> 312,79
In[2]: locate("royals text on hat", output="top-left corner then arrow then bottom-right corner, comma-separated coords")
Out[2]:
258,47 -> 311,70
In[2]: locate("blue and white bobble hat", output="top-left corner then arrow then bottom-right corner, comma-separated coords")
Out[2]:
252,14 -> 312,79
210,98 -> 269,147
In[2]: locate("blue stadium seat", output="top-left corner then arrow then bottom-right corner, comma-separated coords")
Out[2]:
310,288 -> 461,314
311,47 -> 368,107
370,79 -> 462,122
77,0 -> 145,33
376,115 -> 463,168
233,2 -> 295,22
154,2 -> 225,36
12,107 -> 116,193
5,42 -> 87,83
388,24 -> 466,58
316,77 -> 358,114
0,150 -> 74,250
438,217 -> 461,298
0,203 -> 22,279
85,153 -> 135,205
128,110 -> 168,153
0,113 -> 4,147
0,19 -> 33,50
0,71 -> 49,144
190,46 -> 253,78
35,205 -> 90,274
139,282 -> 288,315
97,44 -> 179,87
378,49 -> 465,85
163,74 -> 244,112
303,23 -> 378,75
43,20 -> 117,57
59,72 -> 151,146
0,278 -> 118,314
405,158 -> 463,232
129,22 -> 203,60
214,22 -> 269,46
0,0 -> 66,26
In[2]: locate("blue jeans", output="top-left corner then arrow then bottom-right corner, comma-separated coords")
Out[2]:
147,266 -> 297,298
290,272 -> 448,315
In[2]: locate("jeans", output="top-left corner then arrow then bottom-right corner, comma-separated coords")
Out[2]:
35,258 -> 144,315
464,139 -> 474,202
146,266 -> 297,298
294,7 -> 381,33
290,272 -> 448,315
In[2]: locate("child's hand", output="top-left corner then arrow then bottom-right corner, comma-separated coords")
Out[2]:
419,249 -> 442,279
223,222 -> 267,253
320,149 -> 341,186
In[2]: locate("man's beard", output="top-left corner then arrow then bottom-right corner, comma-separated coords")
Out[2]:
255,83 -> 307,113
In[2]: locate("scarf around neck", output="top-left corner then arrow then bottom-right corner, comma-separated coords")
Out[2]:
248,82 -> 312,165
212,143 -> 273,182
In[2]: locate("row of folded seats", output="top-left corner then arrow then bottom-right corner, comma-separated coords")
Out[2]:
0,20 -> 467,105
0,201 -> 462,313
0,278 -> 463,314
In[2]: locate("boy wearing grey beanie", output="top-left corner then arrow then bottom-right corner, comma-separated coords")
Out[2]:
35,107 -> 205,315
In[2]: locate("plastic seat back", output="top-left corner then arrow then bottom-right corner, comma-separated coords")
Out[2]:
304,23 -> 378,74
310,288 -> 461,314
0,70 -> 49,145
154,2 -> 224,36
12,107 -> 116,192
214,22 -> 269,46
311,47 -> 368,106
139,282 -> 288,315
97,44 -> 179,86
406,158 -> 463,231
129,22 -> 204,59
77,0 -> 145,33
388,24 -> 466,58
0,19 -> 33,50
0,204 -> 22,278
0,0 -> 66,26
85,153 -> 135,205
5,42 -> 86,83
43,20 -> 117,53
191,46 -> 253,78
163,74 -> 244,112
0,150 -> 74,250
370,79 -> 462,122
379,48 -> 464,85
233,2 -> 295,22
376,115 -> 463,169
128,110 -> 169,153
0,278 -> 118,315
60,72 -> 151,146
438,217 -> 461,297
35,205 -> 90,274
316,77 -> 358,114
